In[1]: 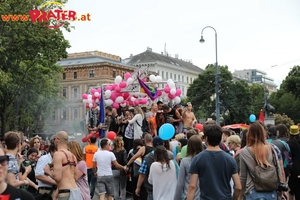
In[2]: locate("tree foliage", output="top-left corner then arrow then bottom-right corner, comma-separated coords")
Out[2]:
282,65 -> 300,98
249,83 -> 265,116
274,113 -> 294,127
0,0 -> 71,136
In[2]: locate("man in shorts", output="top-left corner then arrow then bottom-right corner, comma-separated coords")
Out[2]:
93,138 -> 126,200
44,131 -> 82,200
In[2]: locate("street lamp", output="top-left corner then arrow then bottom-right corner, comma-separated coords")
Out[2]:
200,26 -> 220,125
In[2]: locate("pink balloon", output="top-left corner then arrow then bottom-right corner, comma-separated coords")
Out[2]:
129,101 -> 133,106
168,93 -> 176,99
140,98 -> 148,104
134,100 -> 139,105
164,86 -> 170,93
124,72 -> 131,80
142,78 -> 147,82
157,90 -> 162,96
85,103 -> 89,108
111,84 -> 117,90
91,89 -> 96,94
97,88 -> 102,93
105,85 -> 112,91
123,92 -> 130,100
110,92 -> 117,101
115,86 -> 121,93
119,81 -> 127,88
116,93 -> 122,97
82,94 -> 88,99
175,89 -> 182,96
112,102 -> 119,109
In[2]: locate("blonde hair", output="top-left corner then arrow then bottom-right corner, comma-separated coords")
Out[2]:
175,133 -> 185,141
135,106 -> 144,119
227,135 -> 241,147
67,141 -> 83,162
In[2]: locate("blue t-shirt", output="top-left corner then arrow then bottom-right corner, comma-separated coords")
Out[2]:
189,150 -> 238,200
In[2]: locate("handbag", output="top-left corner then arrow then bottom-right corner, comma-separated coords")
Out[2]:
247,146 -> 280,192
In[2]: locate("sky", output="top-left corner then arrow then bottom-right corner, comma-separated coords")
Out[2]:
62,0 -> 300,87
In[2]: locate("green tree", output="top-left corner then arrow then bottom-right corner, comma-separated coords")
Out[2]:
187,64 -> 232,121
0,0 -> 71,136
249,83 -> 265,116
282,65 -> 300,98
221,80 -> 252,124
274,113 -> 294,127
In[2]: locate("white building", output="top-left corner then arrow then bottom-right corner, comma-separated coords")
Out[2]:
124,47 -> 204,97
233,69 -> 277,94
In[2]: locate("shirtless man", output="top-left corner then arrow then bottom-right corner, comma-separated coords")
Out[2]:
44,131 -> 82,200
182,102 -> 197,133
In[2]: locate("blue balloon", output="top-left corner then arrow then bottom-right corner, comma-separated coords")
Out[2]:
159,123 -> 175,140
249,114 -> 256,122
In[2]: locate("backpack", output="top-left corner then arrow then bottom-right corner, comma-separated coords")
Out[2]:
136,118 -> 150,133
246,146 -> 280,192
271,139 -> 293,176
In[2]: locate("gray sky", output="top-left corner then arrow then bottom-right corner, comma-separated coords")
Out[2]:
63,0 -> 300,87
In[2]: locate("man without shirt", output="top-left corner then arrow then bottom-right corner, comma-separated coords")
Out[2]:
182,102 -> 197,133
44,131 -> 82,200
187,124 -> 242,200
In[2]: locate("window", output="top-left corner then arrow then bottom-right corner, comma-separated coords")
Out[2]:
190,77 -> 193,83
182,75 -> 184,82
187,77 -> 189,83
74,72 -> 77,79
62,88 -> 67,98
178,75 -> 180,82
157,70 -> 160,75
170,73 -> 172,79
73,88 -> 78,98
63,73 -> 66,80
89,70 -> 95,78
166,72 -> 168,79
112,71 -> 116,78
162,71 -> 164,78
62,110 -> 67,120
74,109 -> 78,119
52,111 -> 56,121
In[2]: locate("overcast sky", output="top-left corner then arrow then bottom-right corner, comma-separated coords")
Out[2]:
62,0 -> 300,87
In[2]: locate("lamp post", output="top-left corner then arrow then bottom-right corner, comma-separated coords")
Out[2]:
200,26 -> 220,125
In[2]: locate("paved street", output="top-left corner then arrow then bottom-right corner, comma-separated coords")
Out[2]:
92,189 -> 133,200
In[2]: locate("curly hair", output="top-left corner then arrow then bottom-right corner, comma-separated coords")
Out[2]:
113,136 -> 124,153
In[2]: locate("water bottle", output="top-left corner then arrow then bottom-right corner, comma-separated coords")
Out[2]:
21,161 -> 30,190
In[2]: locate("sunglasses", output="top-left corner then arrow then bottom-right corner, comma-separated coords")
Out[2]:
0,155 -> 9,166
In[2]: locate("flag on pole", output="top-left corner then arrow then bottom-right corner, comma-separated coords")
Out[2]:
259,109 -> 264,123
98,87 -> 105,138
137,77 -> 158,100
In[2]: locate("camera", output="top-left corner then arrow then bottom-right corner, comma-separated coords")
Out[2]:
277,182 -> 289,192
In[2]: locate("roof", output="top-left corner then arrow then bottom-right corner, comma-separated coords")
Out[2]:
57,56 -> 136,68
127,50 -> 203,72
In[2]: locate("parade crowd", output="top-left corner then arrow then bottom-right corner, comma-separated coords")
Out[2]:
0,102 -> 299,200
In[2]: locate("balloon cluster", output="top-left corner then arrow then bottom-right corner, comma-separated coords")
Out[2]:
162,79 -> 182,104
82,88 -> 102,109
81,72 -> 183,109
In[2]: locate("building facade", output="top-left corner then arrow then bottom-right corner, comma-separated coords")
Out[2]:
125,47 -> 204,97
46,51 -> 136,136
233,69 -> 277,93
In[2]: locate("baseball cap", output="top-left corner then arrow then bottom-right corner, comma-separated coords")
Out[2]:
152,136 -> 164,147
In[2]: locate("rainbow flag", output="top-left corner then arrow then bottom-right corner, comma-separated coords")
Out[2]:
134,157 -> 142,166
137,77 -> 158,100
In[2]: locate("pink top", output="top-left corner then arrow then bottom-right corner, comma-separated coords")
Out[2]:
76,160 -> 90,200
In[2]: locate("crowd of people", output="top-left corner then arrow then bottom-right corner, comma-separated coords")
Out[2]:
0,101 -> 299,200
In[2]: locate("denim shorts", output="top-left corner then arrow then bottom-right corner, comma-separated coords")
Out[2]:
97,175 -> 114,196
246,189 -> 277,200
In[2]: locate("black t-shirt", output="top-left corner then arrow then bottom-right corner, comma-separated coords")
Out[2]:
165,108 -> 179,126
0,183 -> 35,200
19,160 -> 37,194
108,115 -> 119,133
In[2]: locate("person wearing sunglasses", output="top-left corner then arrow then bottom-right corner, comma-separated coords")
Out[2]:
0,147 -> 35,199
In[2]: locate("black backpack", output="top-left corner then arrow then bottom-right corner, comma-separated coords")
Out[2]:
136,118 -> 150,133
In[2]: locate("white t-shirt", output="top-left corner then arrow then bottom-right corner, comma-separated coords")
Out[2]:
128,113 -> 143,139
93,150 -> 116,176
148,161 -> 177,200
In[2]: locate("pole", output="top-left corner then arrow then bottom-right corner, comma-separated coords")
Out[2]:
200,26 -> 220,125
263,76 -> 267,118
